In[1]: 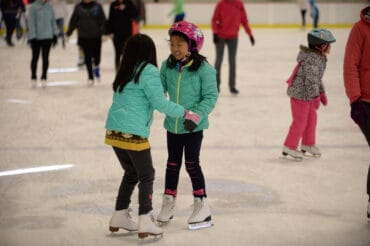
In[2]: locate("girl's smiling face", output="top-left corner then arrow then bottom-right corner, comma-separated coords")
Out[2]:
170,35 -> 189,61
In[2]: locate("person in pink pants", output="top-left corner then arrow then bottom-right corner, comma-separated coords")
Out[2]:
282,28 -> 336,160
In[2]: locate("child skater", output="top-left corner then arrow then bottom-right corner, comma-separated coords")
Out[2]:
282,28 -> 335,160
104,33 -> 200,239
156,21 -> 218,229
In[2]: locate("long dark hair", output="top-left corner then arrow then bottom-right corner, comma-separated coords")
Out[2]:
113,33 -> 158,93
166,31 -> 207,71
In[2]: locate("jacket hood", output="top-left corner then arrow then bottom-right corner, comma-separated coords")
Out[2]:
360,6 -> 370,25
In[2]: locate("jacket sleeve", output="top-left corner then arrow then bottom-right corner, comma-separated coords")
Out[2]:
27,6 -> 36,40
142,65 -> 185,118
97,3 -> 107,34
240,1 -> 252,36
211,3 -> 221,34
343,23 -> 363,103
194,63 -> 218,119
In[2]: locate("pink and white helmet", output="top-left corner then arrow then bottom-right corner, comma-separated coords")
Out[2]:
169,21 -> 204,52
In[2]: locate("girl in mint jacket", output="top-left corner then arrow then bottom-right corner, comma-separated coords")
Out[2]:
157,21 -> 218,229
104,33 -> 200,238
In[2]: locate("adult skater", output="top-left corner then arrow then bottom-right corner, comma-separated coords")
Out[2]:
168,0 -> 184,23
27,0 -> 58,88
105,33 -> 200,238
0,0 -> 25,46
282,29 -> 336,160
297,0 -> 309,29
66,0 -> 106,86
309,0 -> 319,28
106,0 -> 137,71
343,6 -> 370,220
157,21 -> 218,230
211,0 -> 255,94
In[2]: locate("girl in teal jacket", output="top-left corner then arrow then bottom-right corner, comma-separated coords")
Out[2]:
157,21 -> 218,230
104,33 -> 200,239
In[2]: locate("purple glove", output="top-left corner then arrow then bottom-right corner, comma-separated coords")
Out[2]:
351,99 -> 369,128
320,93 -> 328,106
183,110 -> 200,124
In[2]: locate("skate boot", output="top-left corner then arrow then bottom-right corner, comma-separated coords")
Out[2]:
367,202 -> 370,221
109,208 -> 138,232
138,211 -> 163,239
41,76 -> 47,89
188,197 -> 213,230
31,78 -> 37,89
157,194 -> 176,224
93,66 -> 100,81
282,146 -> 303,161
301,145 -> 321,157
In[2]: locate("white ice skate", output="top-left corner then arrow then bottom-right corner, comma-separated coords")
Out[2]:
281,146 -> 303,161
188,197 -> 213,230
301,145 -> 321,157
109,208 -> 138,232
138,211 -> 163,239
157,194 -> 176,225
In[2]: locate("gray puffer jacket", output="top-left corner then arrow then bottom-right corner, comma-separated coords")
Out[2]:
287,45 -> 326,101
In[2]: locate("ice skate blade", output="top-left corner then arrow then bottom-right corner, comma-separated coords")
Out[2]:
188,221 -> 213,230
280,153 -> 303,162
138,232 -> 163,239
301,151 -> 321,158
109,226 -> 137,232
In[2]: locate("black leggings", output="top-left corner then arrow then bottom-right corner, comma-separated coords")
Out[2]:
113,147 -> 154,215
164,131 -> 206,198
30,39 -> 52,79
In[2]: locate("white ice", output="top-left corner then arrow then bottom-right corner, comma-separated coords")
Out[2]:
0,28 -> 369,245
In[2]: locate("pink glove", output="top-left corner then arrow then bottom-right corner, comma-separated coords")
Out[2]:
183,110 -> 200,124
320,93 -> 328,106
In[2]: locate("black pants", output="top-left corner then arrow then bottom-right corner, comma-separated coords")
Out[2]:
113,147 -> 154,215
78,38 -> 102,80
3,13 -> 16,44
360,101 -> 370,199
30,39 -> 52,79
164,131 -> 206,198
113,35 -> 130,71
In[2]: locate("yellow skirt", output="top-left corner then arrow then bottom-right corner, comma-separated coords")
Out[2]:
105,130 -> 150,151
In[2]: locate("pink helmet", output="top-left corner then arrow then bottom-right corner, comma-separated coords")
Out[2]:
169,21 -> 204,52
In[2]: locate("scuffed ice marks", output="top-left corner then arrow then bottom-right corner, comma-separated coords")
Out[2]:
207,179 -> 279,209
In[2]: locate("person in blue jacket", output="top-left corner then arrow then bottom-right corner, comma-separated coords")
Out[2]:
27,0 -> 57,88
104,33 -> 200,239
156,21 -> 218,230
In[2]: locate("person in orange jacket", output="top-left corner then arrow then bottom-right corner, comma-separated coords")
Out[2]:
343,5 -> 370,220
211,0 -> 255,94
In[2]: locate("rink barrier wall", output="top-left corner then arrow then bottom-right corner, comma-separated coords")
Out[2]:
0,2 -> 367,35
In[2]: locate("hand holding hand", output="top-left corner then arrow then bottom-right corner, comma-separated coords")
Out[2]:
351,99 -> 369,128
183,120 -> 197,132
183,110 -> 200,124
320,93 -> 328,106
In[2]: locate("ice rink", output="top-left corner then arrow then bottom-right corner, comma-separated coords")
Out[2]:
0,27 -> 370,245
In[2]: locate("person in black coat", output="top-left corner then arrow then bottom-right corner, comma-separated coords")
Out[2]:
106,0 -> 137,71
0,0 -> 25,46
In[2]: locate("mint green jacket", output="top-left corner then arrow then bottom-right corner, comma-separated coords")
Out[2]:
160,60 -> 218,134
28,0 -> 57,40
105,63 -> 185,138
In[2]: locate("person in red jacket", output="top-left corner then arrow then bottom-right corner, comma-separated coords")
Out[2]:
211,0 -> 255,94
343,5 -> 370,220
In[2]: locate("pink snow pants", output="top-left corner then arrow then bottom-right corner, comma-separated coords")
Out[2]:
284,97 -> 320,149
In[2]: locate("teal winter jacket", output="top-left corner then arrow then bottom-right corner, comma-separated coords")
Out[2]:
105,63 -> 186,138
28,0 -> 57,40
160,59 -> 218,134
